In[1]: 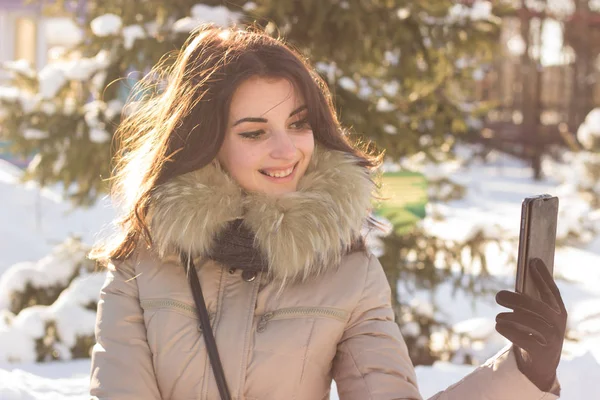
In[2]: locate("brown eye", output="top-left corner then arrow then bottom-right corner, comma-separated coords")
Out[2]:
239,130 -> 264,139
289,118 -> 311,130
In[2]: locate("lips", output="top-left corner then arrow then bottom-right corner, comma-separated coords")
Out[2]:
259,162 -> 298,177
259,162 -> 298,173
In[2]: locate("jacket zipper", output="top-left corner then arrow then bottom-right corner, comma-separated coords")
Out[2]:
140,298 -> 197,319
256,307 -> 349,333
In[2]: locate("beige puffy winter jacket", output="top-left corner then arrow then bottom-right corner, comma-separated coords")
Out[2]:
90,144 -> 560,399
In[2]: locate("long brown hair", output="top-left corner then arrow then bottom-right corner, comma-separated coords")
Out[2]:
90,25 -> 384,264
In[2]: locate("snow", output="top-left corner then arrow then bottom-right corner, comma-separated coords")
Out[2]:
52,152 -> 66,176
39,101 -> 57,115
37,50 -> 113,101
357,78 -> 373,99
0,238 -> 89,310
397,8 -> 410,20
314,62 -> 337,83
469,1 -> 493,21
383,81 -> 400,96
105,99 -> 123,120
122,24 -> 145,50
22,129 -> 48,140
447,1 -> 498,23
4,49 -> 113,127
472,68 -> 485,81
384,50 -> 400,66
82,100 -> 105,127
50,274 -> 107,349
173,4 -> 240,33
544,151 -> 600,191
242,2 -> 257,11
507,34 -> 526,56
383,124 -> 398,135
19,93 -> 39,114
174,16 -> 224,33
88,128 -> 111,143
0,145 -> 600,397
0,244 -> 107,363
172,17 -> 201,33
0,310 -> 45,364
82,101 -> 112,143
0,162 -> 114,364
90,70 -> 107,93
0,360 -> 90,400
63,51 -> 111,81
144,21 -> 159,38
90,14 -> 122,37
0,87 -> 20,101
577,107 -> 600,150
338,77 -> 357,92
2,60 -> 36,79
0,159 -> 114,274
37,65 -> 66,99
190,4 -> 238,23
398,151 -> 463,181
376,97 -> 395,112
44,17 -> 83,47
63,97 -> 77,115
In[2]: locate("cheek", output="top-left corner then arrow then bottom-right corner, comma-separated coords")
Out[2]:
296,135 -> 314,176
295,132 -> 315,156
231,152 -> 260,175
219,141 -> 259,176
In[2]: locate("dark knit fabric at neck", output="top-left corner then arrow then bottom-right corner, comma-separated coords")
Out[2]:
207,218 -> 267,273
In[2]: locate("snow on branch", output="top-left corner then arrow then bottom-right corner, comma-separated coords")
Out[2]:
91,14 -> 123,37
0,238 -> 104,363
0,238 -> 94,314
577,108 -> 600,151
173,4 -> 241,33
0,273 -> 105,363
447,1 -> 500,23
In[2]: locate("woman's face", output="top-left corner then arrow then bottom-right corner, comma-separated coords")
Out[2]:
217,76 -> 315,196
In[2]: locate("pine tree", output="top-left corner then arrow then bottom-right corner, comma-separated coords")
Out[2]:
568,108 -> 600,214
0,0 -> 509,365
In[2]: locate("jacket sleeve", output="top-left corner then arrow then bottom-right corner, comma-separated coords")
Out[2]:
89,257 -> 163,400
333,253 -> 561,400
332,252 -> 423,400
428,345 -> 560,400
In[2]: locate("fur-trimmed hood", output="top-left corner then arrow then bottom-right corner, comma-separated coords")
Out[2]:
148,143 -> 377,284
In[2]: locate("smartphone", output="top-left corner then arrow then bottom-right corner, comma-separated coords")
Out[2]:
515,194 -> 559,300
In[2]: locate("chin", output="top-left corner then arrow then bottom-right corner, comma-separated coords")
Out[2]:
267,185 -> 297,196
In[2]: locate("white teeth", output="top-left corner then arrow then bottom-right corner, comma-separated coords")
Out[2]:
262,165 -> 294,178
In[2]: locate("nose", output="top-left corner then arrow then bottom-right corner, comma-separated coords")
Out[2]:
269,130 -> 297,160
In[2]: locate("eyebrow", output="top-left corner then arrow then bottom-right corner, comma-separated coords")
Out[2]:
232,105 -> 308,127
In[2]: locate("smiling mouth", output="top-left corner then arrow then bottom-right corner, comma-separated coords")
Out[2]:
259,162 -> 298,178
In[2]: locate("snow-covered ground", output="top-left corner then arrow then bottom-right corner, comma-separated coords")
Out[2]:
1,147 -> 599,399
0,159 -> 114,275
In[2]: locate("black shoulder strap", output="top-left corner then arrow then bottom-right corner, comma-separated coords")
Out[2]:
180,253 -> 231,400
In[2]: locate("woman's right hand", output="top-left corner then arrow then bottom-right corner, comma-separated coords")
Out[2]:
494,258 -> 567,392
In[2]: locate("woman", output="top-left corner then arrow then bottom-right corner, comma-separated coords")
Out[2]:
89,26 -> 566,399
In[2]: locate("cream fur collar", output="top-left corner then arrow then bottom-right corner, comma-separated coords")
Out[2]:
148,144 -> 376,284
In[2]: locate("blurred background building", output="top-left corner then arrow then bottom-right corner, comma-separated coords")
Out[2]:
0,0 -> 82,77
471,0 -> 600,178
0,0 -> 82,166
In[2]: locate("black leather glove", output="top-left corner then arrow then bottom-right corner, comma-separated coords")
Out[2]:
495,258 -> 567,392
